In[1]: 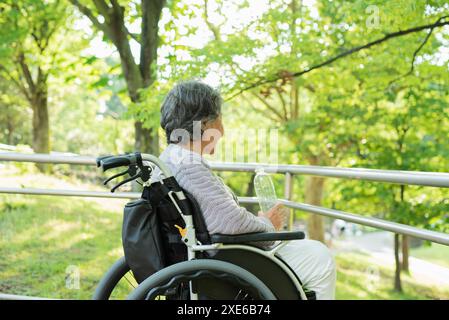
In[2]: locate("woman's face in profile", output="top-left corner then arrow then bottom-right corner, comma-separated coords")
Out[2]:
202,115 -> 224,155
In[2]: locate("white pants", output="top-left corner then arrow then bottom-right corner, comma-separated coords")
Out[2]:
276,239 -> 336,300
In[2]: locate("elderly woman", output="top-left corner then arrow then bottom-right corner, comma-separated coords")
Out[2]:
155,80 -> 336,300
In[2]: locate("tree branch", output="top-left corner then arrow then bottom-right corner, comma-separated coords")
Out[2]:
203,0 -> 222,41
69,0 -> 108,35
16,52 -> 35,93
128,32 -> 140,42
0,64 -> 31,101
409,29 -> 434,74
388,15 -> 449,86
70,0 -> 143,100
93,0 -> 111,18
274,87 -> 288,121
109,0 -> 121,12
291,81 -> 299,119
241,93 -> 279,122
251,91 -> 285,121
226,15 -> 449,101
40,1 -> 64,52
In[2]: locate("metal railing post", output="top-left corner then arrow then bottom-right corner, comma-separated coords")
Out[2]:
284,172 -> 294,230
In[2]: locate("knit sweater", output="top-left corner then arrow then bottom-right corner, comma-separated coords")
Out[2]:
152,144 -> 275,246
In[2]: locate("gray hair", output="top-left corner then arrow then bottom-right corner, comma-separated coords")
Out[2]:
160,80 -> 222,144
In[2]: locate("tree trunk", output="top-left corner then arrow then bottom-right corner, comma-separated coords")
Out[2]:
394,233 -> 402,292
140,0 -> 164,88
305,175 -> 325,242
131,122 -> 158,192
71,1 -> 164,156
401,234 -> 410,273
134,0 -> 164,155
31,78 -> 50,172
107,5 -> 160,156
6,111 -> 14,145
134,121 -> 159,154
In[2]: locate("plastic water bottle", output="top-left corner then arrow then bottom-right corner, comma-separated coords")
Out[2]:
254,168 -> 277,213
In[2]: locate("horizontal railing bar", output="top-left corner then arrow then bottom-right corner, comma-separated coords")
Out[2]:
211,163 -> 449,188
0,152 -> 96,165
240,197 -> 449,246
0,293 -> 56,300
1,152 -> 449,187
1,187 -> 448,246
287,201 -> 449,246
0,187 -> 140,199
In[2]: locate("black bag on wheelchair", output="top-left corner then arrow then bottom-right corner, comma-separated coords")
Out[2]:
122,181 -> 209,284
122,196 -> 166,284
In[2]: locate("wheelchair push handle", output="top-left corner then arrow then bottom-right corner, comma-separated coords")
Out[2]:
96,152 -> 192,219
96,153 -> 172,177
96,153 -> 140,172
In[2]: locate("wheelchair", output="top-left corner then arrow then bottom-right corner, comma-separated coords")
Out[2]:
93,152 -> 315,300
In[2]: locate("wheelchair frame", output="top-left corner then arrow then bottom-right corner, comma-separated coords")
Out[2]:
190,243 -> 308,300
96,153 -> 308,300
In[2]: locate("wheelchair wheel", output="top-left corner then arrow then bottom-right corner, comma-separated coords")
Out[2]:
93,256 -> 137,300
127,259 -> 276,300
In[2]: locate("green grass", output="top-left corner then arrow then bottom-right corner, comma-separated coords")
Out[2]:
335,252 -> 449,300
0,193 -> 132,299
1,172 -> 448,299
411,243 -> 449,269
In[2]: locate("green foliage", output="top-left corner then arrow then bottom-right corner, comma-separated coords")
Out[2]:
0,0 -> 82,75
0,79 -> 31,145
127,80 -> 175,131
159,0 -> 449,231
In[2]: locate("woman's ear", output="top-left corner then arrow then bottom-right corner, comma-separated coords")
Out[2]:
201,117 -> 224,155
202,128 -> 222,155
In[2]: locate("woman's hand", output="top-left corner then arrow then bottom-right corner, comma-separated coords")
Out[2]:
258,203 -> 288,231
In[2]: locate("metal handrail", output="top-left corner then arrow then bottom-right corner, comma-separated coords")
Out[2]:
1,186 -> 448,246
1,152 -> 448,246
1,152 -> 449,187
0,293 -> 55,300
211,163 -> 449,188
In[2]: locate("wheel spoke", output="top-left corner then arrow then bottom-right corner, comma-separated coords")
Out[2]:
123,272 -> 136,289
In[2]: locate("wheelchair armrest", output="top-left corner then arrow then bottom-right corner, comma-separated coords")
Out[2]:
210,231 -> 305,244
